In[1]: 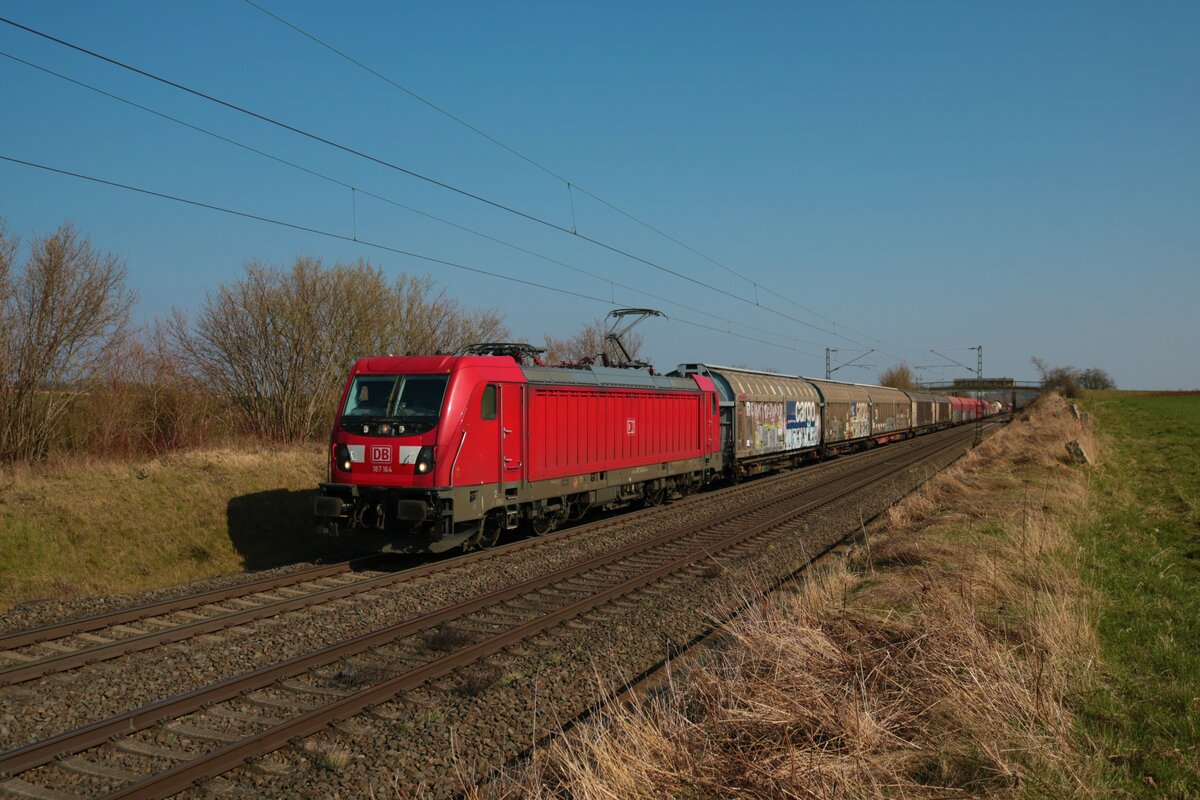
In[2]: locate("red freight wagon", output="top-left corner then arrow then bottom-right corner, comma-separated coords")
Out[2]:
315,355 -> 721,553
949,395 -> 969,423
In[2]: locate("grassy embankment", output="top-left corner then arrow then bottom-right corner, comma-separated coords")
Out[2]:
1076,392 -> 1200,796
497,396 -> 1120,798
0,446 -> 340,612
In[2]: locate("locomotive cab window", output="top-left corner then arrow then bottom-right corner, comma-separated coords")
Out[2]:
481,385 -> 497,420
341,374 -> 449,433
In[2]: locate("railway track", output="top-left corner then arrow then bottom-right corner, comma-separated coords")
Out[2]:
0,423 -> 966,689
0,423 -> 989,799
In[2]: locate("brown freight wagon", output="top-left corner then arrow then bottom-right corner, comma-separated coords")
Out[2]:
806,378 -> 873,449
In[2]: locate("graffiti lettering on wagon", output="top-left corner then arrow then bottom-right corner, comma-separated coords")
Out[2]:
742,400 -> 785,452
845,401 -> 871,439
785,399 -> 820,448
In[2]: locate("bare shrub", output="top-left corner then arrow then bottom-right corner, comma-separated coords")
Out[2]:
1031,357 -> 1115,396
1078,368 -> 1115,390
67,323 -> 226,456
131,322 -> 227,452
171,258 -> 507,441
879,362 -> 918,390
0,222 -> 135,462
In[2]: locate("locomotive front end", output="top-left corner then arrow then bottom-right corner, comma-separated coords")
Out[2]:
314,357 -> 458,551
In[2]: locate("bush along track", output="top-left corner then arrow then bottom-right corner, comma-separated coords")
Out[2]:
495,394 -> 1117,799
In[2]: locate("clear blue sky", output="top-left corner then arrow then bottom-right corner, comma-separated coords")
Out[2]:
2,1 -> 1196,388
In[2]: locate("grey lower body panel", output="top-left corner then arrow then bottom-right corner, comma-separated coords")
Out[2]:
315,455 -> 723,552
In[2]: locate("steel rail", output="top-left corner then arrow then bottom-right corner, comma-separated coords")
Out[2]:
100,427 -> 980,800
0,425 -> 982,781
0,555 -> 384,651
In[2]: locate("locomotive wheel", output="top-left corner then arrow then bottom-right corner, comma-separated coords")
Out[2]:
643,485 -> 666,507
567,496 -> 590,521
532,506 -> 568,535
464,515 -> 502,551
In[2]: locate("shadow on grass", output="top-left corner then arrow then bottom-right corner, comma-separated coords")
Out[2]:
227,488 -> 344,570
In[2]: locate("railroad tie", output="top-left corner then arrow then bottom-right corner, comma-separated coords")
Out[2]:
277,679 -> 352,698
112,738 -> 193,761
243,694 -> 320,714
162,721 -> 242,744
205,708 -> 286,726
57,757 -> 142,782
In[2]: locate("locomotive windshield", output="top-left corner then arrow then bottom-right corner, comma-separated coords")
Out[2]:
342,374 -> 449,420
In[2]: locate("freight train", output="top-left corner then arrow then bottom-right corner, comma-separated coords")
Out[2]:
313,344 -> 997,553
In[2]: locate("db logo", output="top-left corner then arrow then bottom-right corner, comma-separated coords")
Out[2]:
626,418 -> 636,436
370,445 -> 391,463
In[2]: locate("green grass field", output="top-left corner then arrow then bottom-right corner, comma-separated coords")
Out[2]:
1078,392 -> 1200,797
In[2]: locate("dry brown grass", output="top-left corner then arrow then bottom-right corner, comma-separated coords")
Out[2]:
0,444 -> 332,610
303,738 -> 353,773
489,396 -> 1108,799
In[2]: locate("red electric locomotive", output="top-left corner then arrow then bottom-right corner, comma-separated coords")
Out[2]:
314,345 -> 723,553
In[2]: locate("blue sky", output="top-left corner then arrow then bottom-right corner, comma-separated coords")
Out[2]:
1,1 -> 1196,388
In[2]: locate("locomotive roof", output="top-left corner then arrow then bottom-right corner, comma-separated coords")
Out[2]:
522,364 -> 698,391
349,355 -> 698,391
350,355 -> 525,378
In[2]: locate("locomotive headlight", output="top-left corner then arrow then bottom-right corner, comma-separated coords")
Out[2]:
335,443 -> 352,473
415,445 -> 434,474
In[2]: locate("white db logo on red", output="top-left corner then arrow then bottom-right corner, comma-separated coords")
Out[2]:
626,418 -> 636,435
370,445 -> 391,463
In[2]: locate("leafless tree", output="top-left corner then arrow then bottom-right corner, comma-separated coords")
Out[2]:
1079,367 -> 1116,390
172,257 -> 507,441
543,317 -> 644,366
0,222 -> 16,394
878,362 -> 918,390
0,222 -> 135,462
1030,356 -> 1082,397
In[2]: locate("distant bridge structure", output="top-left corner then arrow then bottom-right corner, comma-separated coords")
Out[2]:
919,378 -> 1043,409
920,378 -> 1042,392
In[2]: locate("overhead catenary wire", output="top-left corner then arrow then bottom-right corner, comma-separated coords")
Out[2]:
240,0 -> 913,355
0,154 -> 820,358
0,14 -> 892,358
0,49 -> 822,353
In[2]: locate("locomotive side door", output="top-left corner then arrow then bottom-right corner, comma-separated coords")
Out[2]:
499,383 -> 524,484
